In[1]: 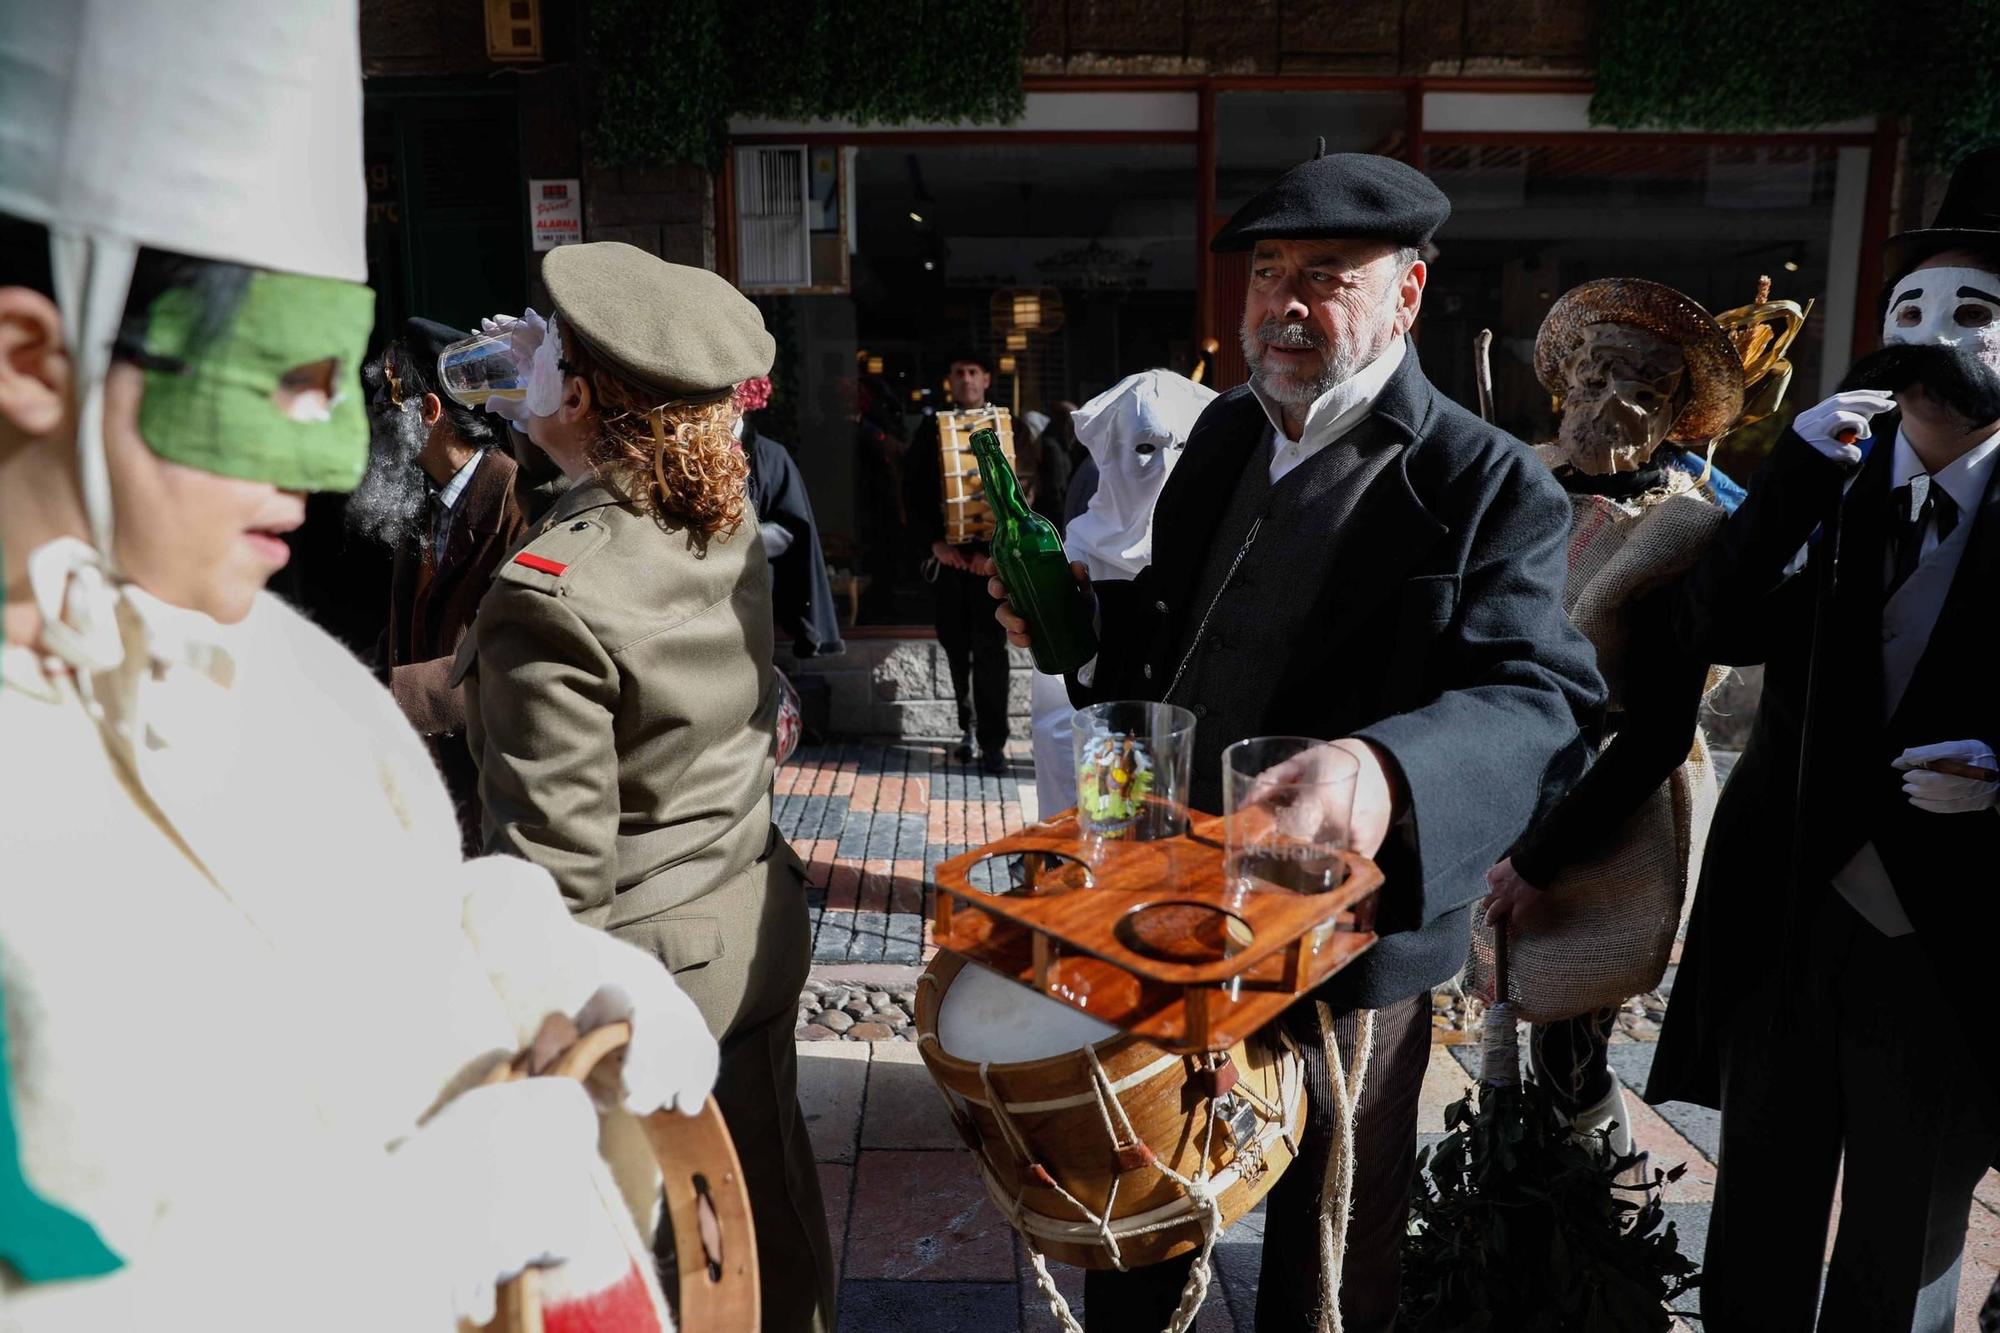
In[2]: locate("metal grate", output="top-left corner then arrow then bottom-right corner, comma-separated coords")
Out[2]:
736,145 -> 812,290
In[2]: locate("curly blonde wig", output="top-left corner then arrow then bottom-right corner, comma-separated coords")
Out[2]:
563,326 -> 749,549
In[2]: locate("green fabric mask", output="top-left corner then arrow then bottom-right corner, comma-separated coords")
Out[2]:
135,271 -> 374,493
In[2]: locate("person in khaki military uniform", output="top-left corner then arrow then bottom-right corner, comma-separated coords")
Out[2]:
454,241 -> 836,1333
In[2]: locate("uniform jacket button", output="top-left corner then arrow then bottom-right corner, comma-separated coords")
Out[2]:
1142,664 -> 1154,679
1194,703 -> 1210,718
571,521 -> 590,532
1154,599 -> 1169,612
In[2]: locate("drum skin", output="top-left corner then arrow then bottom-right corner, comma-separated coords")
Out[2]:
916,951 -> 1304,1270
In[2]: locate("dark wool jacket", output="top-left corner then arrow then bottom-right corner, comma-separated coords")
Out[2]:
745,430 -> 843,658
1648,426 -> 2000,1108
380,447 -> 528,852
1077,346 -> 1606,1010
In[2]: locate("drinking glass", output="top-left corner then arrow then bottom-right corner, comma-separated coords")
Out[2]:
1071,701 -> 1197,845
436,330 -> 528,408
1222,737 -> 1357,903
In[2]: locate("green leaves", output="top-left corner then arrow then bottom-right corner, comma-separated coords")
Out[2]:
1401,1075 -> 1699,1332
586,0 -> 1028,170
1592,0 -> 2000,169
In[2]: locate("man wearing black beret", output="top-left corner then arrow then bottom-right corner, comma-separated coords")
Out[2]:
988,148 -> 1605,1330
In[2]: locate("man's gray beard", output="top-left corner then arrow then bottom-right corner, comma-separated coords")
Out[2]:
1240,310 -> 1392,405
347,403 -> 431,547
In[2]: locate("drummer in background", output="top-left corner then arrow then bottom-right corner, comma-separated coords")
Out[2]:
987,148 -> 1604,1331
903,349 -> 1013,773
453,242 -> 837,1333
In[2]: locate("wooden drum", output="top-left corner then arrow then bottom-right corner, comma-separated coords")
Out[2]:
937,406 -> 1015,546
915,951 -> 1304,1271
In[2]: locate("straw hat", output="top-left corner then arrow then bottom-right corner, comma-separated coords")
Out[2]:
1535,279 -> 1746,442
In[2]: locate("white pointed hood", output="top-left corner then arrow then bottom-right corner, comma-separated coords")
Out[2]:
1064,370 -> 1216,580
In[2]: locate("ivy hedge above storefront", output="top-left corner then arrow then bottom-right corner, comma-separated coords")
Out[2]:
586,0 -> 1028,169
1592,0 -> 2000,168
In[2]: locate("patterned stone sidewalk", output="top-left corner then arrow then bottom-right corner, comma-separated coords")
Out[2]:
784,741 -> 2000,1331
778,740 -> 1037,968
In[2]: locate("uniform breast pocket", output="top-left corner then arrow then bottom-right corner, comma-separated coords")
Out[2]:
1383,574 -> 1461,707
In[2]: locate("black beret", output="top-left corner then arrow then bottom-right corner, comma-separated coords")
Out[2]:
942,348 -> 992,375
1210,151 -> 1450,254
401,316 -> 469,362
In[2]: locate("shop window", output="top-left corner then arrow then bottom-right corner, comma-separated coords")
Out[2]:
735,144 -> 850,294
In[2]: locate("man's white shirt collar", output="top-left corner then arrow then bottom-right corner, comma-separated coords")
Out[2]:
1250,336 -> 1406,484
1889,421 -> 2000,519
437,449 -> 483,511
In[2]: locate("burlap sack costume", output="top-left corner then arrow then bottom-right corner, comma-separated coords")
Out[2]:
1468,469 -> 1727,1023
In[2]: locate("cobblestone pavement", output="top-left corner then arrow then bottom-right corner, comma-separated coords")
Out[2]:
782,741 -> 2000,1331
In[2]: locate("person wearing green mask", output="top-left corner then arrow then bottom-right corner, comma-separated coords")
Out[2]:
0,2 -> 728,1327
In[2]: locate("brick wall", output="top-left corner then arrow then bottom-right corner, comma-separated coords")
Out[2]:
1023,0 -> 1595,77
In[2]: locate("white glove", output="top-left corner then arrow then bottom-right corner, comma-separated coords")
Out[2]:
1893,740 -> 2000,814
576,935 -> 720,1118
1791,389 -> 1895,466
477,309 -> 557,424
397,1079 -> 605,1326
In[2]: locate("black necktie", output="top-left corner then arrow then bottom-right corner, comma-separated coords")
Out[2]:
1887,473 -> 1959,596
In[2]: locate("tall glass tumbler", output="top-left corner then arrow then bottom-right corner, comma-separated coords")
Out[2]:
1222,737 -> 1357,905
1072,701 -> 1197,845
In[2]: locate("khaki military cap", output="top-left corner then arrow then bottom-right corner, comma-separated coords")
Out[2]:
543,241 -> 775,400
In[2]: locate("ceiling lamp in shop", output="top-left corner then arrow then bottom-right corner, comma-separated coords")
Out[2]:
999,355 -> 1017,374
1004,329 -> 1028,352
990,288 -> 1065,339
866,355 -> 885,374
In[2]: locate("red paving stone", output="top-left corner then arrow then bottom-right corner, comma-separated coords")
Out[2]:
852,774 -> 881,813
860,858 -> 892,915
889,859 -> 925,915
825,862 -> 862,912
819,1160 -> 852,1277
845,1149 -> 1016,1282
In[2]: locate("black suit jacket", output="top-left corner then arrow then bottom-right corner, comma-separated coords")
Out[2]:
1648,426 -> 2000,1108
1078,349 -> 1606,1008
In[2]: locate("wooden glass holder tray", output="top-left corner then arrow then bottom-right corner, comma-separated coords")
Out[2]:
930,809 -> 1383,1054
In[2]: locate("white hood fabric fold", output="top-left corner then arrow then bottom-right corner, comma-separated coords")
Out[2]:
1062,371 -> 1217,580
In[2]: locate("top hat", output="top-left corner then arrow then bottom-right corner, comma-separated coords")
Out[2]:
1883,145 -> 2000,282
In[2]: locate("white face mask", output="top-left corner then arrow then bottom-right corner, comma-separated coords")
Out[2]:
1882,265 -> 2000,370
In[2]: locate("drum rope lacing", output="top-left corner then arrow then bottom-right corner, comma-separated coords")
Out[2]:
915,972 -> 1312,1333
1313,1002 -> 1378,1333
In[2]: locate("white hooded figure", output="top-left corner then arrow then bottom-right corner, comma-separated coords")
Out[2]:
1030,371 -> 1217,816
0,2 -> 714,1328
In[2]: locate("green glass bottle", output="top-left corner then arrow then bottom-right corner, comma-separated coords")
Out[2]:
970,427 -> 1099,674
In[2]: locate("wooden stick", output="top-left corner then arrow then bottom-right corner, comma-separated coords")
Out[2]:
1919,758 -> 2000,782
1472,330 -> 1495,424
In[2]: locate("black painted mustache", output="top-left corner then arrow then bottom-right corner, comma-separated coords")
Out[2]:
1841,341 -> 2000,426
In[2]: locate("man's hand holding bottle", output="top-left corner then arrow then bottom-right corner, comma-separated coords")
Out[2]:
973,554 -> 1091,650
